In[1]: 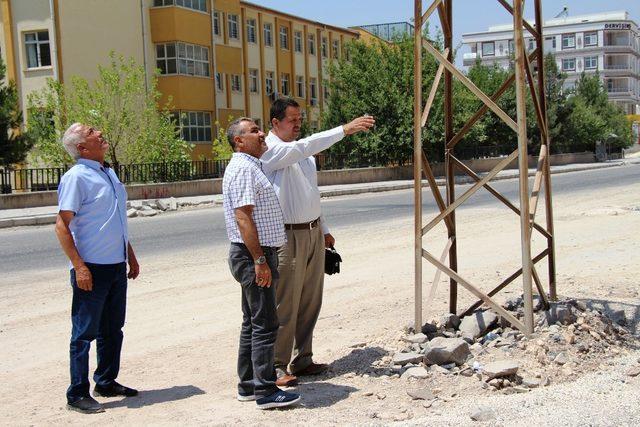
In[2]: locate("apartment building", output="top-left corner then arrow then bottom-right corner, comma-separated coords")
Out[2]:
461,11 -> 640,115
0,0 -> 359,159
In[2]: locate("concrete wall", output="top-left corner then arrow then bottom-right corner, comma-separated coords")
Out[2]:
0,152 -> 598,210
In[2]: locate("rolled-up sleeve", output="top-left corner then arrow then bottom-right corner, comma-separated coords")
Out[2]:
57,173 -> 83,214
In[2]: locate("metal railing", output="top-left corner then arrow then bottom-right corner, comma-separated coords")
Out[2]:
0,159 -> 230,194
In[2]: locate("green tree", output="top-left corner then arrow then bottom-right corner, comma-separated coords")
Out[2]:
557,73 -> 633,152
0,57 -> 33,166
322,35 -> 449,166
27,52 -> 191,167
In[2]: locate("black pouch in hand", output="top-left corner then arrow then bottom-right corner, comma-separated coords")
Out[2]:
324,246 -> 342,275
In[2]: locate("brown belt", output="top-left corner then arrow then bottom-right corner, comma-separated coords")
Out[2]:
285,217 -> 320,230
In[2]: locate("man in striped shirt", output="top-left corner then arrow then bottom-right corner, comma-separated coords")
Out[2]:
222,117 -> 300,410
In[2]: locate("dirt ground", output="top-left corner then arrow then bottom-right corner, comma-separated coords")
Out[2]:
1,169 -> 639,425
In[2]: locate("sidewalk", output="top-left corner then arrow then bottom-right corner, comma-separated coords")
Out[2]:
1,159 -> 638,229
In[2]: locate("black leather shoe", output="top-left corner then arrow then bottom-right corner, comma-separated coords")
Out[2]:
93,382 -> 138,397
66,396 -> 105,414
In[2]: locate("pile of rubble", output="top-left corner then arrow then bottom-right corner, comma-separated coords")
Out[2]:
125,196 -> 221,218
379,296 -> 639,396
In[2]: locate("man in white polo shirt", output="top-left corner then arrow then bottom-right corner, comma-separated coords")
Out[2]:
261,98 -> 374,385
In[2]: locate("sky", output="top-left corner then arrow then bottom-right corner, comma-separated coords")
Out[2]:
247,0 -> 640,65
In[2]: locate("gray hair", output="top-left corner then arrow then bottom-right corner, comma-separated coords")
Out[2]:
226,117 -> 254,150
62,123 -> 86,159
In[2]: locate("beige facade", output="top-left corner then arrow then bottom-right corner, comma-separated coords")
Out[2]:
1,0 -> 362,160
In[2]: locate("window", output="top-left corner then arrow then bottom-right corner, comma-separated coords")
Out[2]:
279,26 -> 289,50
527,38 -> 535,51
231,74 -> 241,92
481,41 -> 495,56
562,33 -> 575,49
332,40 -> 339,58
584,31 -> 598,47
310,77 -> 317,102
281,73 -> 290,96
294,31 -> 303,53
545,36 -> 556,50
213,12 -> 220,36
249,69 -> 258,93
263,23 -> 273,47
246,18 -> 256,43
153,0 -> 207,12
178,111 -> 212,142
265,71 -> 274,94
295,75 -> 304,98
308,34 -> 316,55
323,84 -> 329,101
215,72 -> 223,91
508,39 -> 515,55
25,31 -> 51,68
321,37 -> 328,58
562,58 -> 576,71
156,42 -> 210,77
228,14 -> 239,40
584,56 -> 598,70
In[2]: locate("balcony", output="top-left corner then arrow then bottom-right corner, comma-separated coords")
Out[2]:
463,52 -> 479,65
603,31 -> 632,47
607,86 -> 630,93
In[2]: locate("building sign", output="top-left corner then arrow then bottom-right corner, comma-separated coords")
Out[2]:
604,23 -> 631,30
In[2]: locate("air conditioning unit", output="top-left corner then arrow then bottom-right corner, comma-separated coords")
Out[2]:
310,98 -> 317,106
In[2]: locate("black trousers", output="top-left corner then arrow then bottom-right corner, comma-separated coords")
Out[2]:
228,243 -> 280,398
67,262 -> 127,402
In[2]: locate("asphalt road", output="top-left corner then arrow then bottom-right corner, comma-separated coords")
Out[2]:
1,164 -> 638,275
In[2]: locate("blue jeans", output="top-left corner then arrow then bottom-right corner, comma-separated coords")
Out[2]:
228,243 -> 280,399
67,262 -> 127,402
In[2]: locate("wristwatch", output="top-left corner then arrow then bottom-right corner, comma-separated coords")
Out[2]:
255,255 -> 266,265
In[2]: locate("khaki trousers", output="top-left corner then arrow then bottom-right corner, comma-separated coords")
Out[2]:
274,224 -> 325,374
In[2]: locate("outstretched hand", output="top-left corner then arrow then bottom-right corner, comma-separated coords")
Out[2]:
343,115 -> 375,136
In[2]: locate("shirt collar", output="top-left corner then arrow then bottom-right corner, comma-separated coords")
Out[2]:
266,130 -> 285,144
233,152 -> 261,166
77,158 -> 111,171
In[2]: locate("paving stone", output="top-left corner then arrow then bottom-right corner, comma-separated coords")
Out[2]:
138,209 -> 158,217
157,197 -> 178,211
483,360 -> 519,379
423,337 -> 470,366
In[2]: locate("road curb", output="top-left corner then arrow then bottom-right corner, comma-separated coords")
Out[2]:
0,161 -> 629,229
319,161 -> 619,198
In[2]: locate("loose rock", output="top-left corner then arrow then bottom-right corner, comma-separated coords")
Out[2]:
483,360 -> 519,379
459,310 -> 498,339
470,407 -> 496,422
401,367 -> 430,379
423,337 -> 471,366
440,313 -> 461,330
406,388 -> 435,401
404,333 -> 428,344
393,352 -> 423,366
